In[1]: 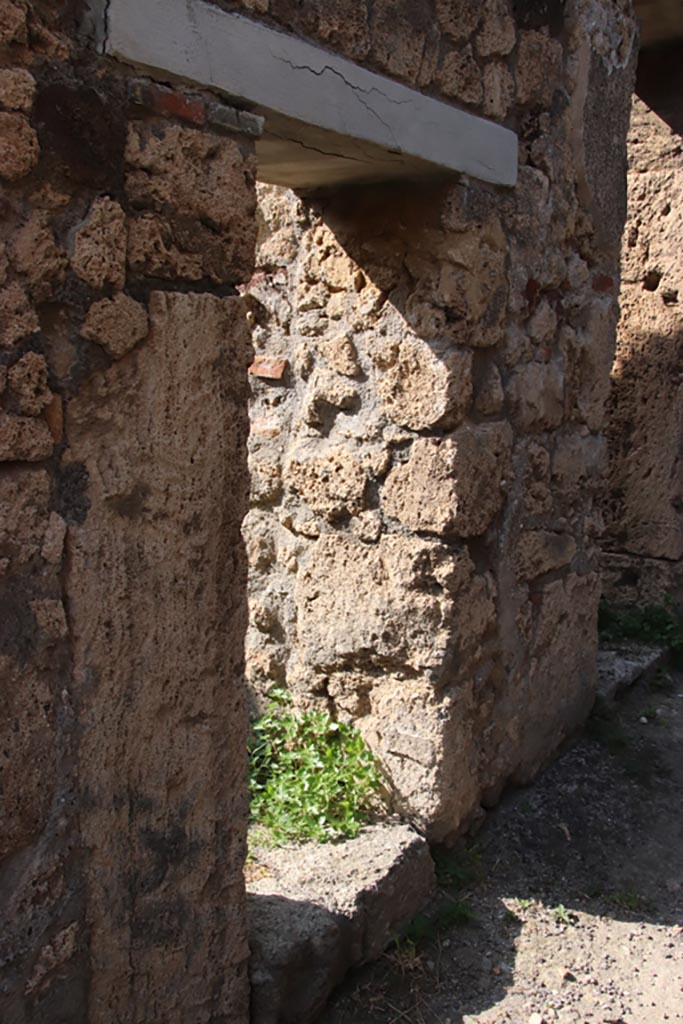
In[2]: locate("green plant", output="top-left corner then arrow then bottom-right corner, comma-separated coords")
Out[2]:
598,599 -> 683,667
551,904 -> 576,926
248,689 -> 384,844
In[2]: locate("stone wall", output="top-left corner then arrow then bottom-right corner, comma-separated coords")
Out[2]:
0,2 -> 255,1018
244,0 -> 637,841
601,47 -> 683,609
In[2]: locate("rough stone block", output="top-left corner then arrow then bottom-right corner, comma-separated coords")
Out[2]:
294,535 -> 459,682
10,213 -> 67,301
72,197 -> 127,291
507,360 -> 564,431
514,530 -> 577,580
65,291 -> 252,1021
248,824 -> 435,1024
0,68 -> 35,111
382,424 -> 512,538
516,30 -> 564,105
81,293 -> 149,359
0,412 -> 54,462
0,283 -> 39,348
7,353 -> 52,415
376,338 -> 472,431
284,443 -> 367,521
0,111 -> 39,180
125,121 -> 257,283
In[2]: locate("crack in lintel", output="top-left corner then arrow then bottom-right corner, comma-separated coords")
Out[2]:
264,129 -> 375,166
271,52 -> 406,146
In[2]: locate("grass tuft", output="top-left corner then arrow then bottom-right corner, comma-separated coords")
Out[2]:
248,689 -> 385,845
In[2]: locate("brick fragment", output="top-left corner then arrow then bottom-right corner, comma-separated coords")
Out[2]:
248,355 -> 288,380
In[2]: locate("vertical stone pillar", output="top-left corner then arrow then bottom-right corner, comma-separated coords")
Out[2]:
0,4 -> 256,1018
601,62 -> 683,607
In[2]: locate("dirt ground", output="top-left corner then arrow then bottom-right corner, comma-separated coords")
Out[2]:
322,659 -> 683,1024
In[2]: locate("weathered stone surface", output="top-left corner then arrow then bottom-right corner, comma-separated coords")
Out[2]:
516,30 -> 564,105
284,443 -> 367,521
0,282 -> 39,347
597,644 -> 666,702
603,96 -> 683,560
0,111 -> 39,179
72,197 -> 127,291
383,425 -> 512,538
0,658 -> 56,861
475,361 -> 504,415
507,361 -> 564,431
10,213 -> 67,300
376,338 -> 472,431
294,535 -> 456,681
125,122 -> 257,283
0,0 -> 27,45
477,0 -> 516,56
482,61 -> 515,119
494,573 -> 600,786
435,0 -> 481,42
65,291 -> 252,1022
438,46 -> 483,105
0,68 -> 35,111
600,551 -> 683,611
0,412 -> 54,461
243,0 -> 632,845
0,468 -> 51,569
0,10 -> 258,1016
514,530 -> 577,580
248,825 -> 435,1024
7,352 -> 52,415
81,293 -> 149,359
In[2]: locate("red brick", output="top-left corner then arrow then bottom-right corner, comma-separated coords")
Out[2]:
148,86 -> 206,126
248,355 -> 288,380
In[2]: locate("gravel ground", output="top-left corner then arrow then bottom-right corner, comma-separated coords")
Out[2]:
322,659 -> 683,1024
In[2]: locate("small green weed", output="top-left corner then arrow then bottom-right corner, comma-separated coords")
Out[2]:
551,904 -> 576,926
248,689 -> 384,844
517,898 -> 533,911
598,599 -> 683,667
385,936 -> 426,976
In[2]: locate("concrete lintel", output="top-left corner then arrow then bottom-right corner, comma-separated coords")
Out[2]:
103,0 -> 518,190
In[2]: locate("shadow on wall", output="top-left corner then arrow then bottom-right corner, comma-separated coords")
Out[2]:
245,166 -> 608,844
603,50 -> 683,564
604,332 -> 683,561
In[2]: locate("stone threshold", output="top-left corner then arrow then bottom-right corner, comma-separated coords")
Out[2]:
597,643 -> 668,702
246,822 -> 435,1024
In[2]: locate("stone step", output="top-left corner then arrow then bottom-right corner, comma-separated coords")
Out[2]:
597,643 -> 667,702
247,823 -> 435,1024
